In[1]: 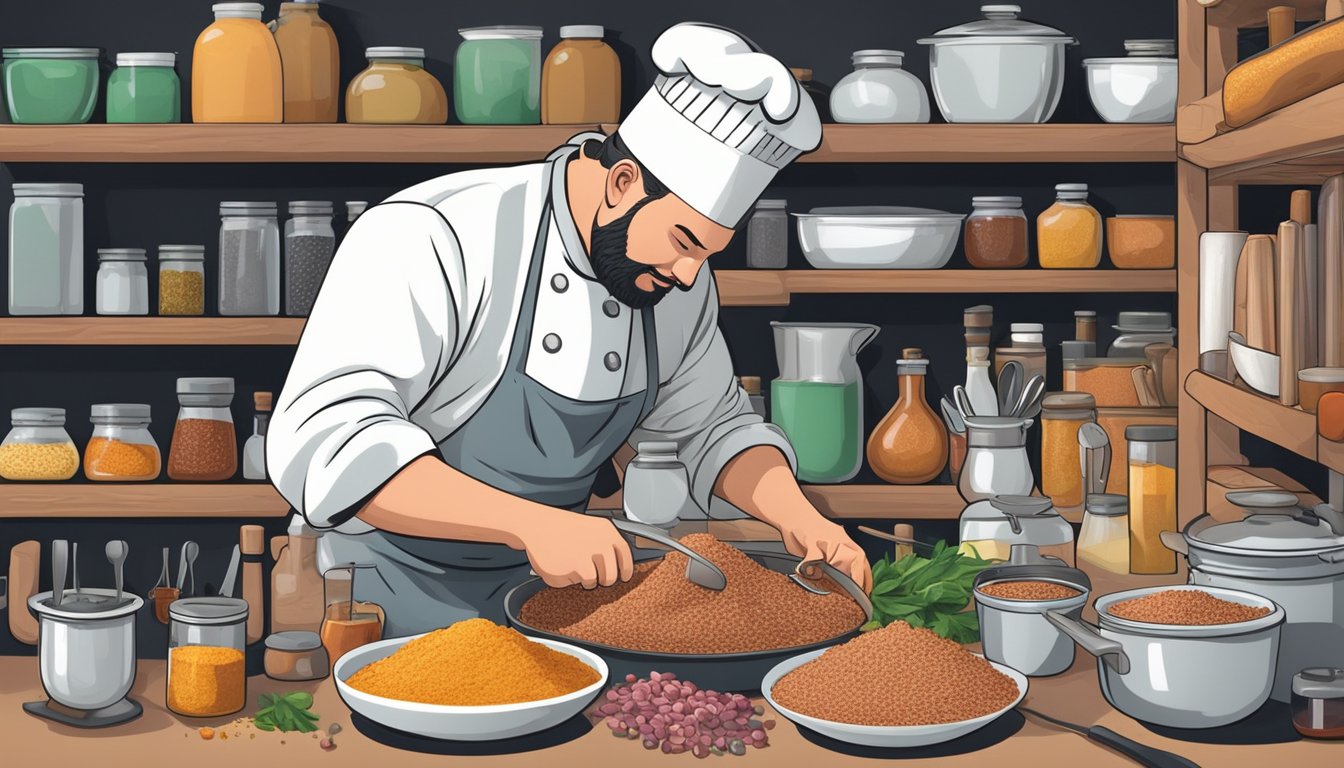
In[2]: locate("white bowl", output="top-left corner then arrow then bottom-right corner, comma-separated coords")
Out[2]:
794,206 -> 964,269
333,633 -> 608,741
1083,58 -> 1177,123
1228,332 -> 1280,397
762,649 -> 1027,748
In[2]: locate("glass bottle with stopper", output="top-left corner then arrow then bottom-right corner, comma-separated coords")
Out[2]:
867,348 -> 948,484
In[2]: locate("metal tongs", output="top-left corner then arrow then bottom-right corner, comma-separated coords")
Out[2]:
790,559 -> 874,621
611,518 -> 727,591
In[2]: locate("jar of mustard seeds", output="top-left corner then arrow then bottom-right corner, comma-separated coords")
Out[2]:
0,408 -> 80,481
1038,183 -> 1102,269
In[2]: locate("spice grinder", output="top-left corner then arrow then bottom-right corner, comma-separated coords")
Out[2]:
974,545 -> 1090,677
26,588 -> 144,727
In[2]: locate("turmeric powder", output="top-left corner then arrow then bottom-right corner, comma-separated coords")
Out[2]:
85,437 -> 161,480
345,618 -> 600,706
169,645 -> 246,717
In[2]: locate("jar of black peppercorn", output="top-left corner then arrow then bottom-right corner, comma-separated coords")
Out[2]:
284,201 -> 335,317
167,377 -> 237,481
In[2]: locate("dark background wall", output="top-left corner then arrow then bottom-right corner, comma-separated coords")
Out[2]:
0,1 -> 1179,658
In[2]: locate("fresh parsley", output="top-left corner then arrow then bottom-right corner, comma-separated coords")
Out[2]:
253,691 -> 320,733
861,540 -> 992,645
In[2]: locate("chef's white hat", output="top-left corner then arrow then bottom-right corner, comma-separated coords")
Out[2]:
618,22 -> 821,227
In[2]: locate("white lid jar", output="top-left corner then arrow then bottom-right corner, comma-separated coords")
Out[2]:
831,50 -> 930,124
96,248 -> 149,316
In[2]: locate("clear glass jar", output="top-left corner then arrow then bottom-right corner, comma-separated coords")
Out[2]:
746,199 -> 788,269
346,47 -> 448,125
455,27 -> 543,125
0,408 -> 79,481
96,248 -> 149,315
167,597 -> 248,717
1127,425 -> 1177,574
958,495 -> 1075,565
8,183 -> 83,315
167,377 -> 238,482
284,201 -> 335,317
218,202 -> 280,316
1041,392 -> 1097,509
965,196 -> 1028,268
622,441 -> 696,528
85,403 -> 161,482
1038,183 -> 1102,269
1078,493 -> 1129,574
158,245 -> 206,316
830,50 -> 930,123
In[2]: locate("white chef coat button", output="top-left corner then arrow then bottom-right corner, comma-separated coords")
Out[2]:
543,333 -> 563,353
604,352 -> 622,371
551,274 -> 569,293
602,299 -> 621,317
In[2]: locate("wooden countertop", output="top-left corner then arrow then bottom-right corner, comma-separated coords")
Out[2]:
0,650 -> 1331,767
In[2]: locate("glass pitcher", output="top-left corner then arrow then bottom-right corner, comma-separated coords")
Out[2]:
958,415 -> 1035,503
770,322 -> 879,483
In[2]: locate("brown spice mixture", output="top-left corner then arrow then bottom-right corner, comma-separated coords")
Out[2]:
977,580 -> 1081,601
519,534 -> 865,654
1106,589 -> 1271,625
771,622 -> 1019,726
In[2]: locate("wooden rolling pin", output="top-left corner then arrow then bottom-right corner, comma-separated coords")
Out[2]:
1279,219 -> 1305,406
1268,6 -> 1297,46
8,541 -> 39,645
1323,175 -> 1344,366
1292,190 -> 1320,370
241,525 -> 265,646
1244,235 -> 1279,353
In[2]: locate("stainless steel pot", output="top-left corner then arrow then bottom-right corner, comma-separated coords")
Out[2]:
29,588 -> 142,711
1047,585 -> 1284,729
917,4 -> 1077,123
1162,491 -> 1344,702
973,545 -> 1090,677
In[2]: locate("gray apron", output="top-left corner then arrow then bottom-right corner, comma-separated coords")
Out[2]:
322,174 -> 660,637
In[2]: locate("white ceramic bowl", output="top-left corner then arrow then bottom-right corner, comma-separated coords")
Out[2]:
1228,332 -> 1280,397
334,633 -> 608,741
1083,58 -> 1177,123
794,206 -> 964,269
762,649 -> 1027,748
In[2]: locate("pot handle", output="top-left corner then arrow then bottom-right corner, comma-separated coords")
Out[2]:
1045,610 -> 1131,675
1160,531 -> 1189,556
1319,548 -> 1344,564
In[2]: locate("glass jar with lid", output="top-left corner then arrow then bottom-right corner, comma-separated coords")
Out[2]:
965,196 -> 1028,268
1128,425 -> 1177,574
96,248 -> 149,316
831,50 -> 930,123
9,182 -> 84,316
746,199 -> 788,269
455,27 -> 543,125
167,596 -> 248,717
107,52 -> 181,124
1292,667 -> 1344,740
0,408 -> 80,481
622,441 -> 697,528
85,404 -> 161,482
1078,493 -> 1129,574
167,377 -> 238,482
542,25 -> 620,124
218,202 -> 280,316
346,47 -> 448,125
1040,392 -> 1097,509
158,245 -> 206,316
958,494 -> 1075,565
1039,183 -> 1102,269
284,201 -> 335,317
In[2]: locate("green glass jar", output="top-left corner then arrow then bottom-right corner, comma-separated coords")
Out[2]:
2,48 -> 100,124
454,26 -> 542,124
107,52 -> 181,123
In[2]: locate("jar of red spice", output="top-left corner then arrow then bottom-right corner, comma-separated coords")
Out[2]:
965,196 -> 1028,269
168,377 -> 237,481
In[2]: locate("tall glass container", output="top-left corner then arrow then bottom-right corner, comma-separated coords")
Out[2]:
167,597 -> 248,717
284,200 -> 335,316
455,26 -> 543,124
1127,425 -> 1177,574
1038,183 -> 1102,269
1040,392 -> 1097,508
167,377 -> 238,481
218,201 -> 280,316
8,183 -> 83,315
273,0 -> 340,123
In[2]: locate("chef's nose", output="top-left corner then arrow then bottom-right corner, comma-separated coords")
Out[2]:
670,255 -> 705,287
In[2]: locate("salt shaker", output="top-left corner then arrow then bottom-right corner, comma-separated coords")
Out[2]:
623,442 -> 697,528
746,199 -> 788,269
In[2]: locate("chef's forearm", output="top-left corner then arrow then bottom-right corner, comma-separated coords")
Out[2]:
713,446 -> 817,531
355,455 -> 563,548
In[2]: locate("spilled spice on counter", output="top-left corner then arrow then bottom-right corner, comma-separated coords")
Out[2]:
1106,589 -> 1272,625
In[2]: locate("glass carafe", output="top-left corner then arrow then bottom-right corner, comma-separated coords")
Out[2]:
770,322 -> 879,483
868,348 -> 948,484
958,415 -> 1034,503
320,564 -> 382,665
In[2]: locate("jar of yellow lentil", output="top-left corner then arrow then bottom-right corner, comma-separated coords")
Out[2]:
85,403 -> 161,481
0,408 -> 80,481
1040,392 -> 1097,509
1038,183 -> 1102,269
158,245 -> 206,316
167,596 -> 248,717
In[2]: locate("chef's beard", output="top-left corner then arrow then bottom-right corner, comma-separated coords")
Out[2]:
590,197 -> 681,310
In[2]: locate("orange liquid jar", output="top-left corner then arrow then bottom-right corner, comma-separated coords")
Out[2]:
192,3 -> 283,123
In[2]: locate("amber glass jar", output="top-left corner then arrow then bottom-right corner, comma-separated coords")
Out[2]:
272,0 -> 340,122
346,47 -> 448,124
1041,392 -> 1097,509
1038,183 -> 1102,269
542,26 -> 620,124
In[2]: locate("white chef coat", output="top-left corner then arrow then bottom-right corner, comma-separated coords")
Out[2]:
267,139 -> 797,534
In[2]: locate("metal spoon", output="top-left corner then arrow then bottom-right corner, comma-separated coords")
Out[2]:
52,539 -> 68,606
1013,375 -> 1047,420
940,397 -> 966,435
791,559 -> 874,621
997,361 -> 1024,418
953,385 -> 976,418
184,541 -> 200,597
610,518 -> 727,591
105,540 -> 129,606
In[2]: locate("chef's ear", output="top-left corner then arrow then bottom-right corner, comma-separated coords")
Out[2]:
604,159 -> 644,210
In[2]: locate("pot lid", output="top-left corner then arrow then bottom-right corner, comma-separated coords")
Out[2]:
1294,668 -> 1344,699
1193,509 -> 1344,554
266,631 -> 323,652
918,5 -> 1076,44
1085,493 -> 1128,517
169,596 -> 248,625
1043,391 -> 1096,410
1114,311 -> 1172,332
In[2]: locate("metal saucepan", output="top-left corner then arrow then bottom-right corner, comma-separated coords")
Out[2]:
1046,585 -> 1284,729
974,545 -> 1091,677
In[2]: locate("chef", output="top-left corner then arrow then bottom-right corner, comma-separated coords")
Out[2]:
268,22 -> 871,636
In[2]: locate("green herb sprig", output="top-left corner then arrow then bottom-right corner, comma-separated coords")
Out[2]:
861,540 -> 992,645
253,691 -> 320,733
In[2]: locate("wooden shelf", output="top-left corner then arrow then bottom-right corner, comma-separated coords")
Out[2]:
1203,0 -> 1325,28
0,317 -> 308,345
1179,83 -> 1344,183
0,483 -> 290,518
779,269 -> 1176,295
802,484 -> 963,520
0,123 -> 1176,164
1185,371 -> 1344,473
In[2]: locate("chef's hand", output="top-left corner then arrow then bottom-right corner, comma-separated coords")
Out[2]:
522,513 -> 635,590
780,518 -> 873,594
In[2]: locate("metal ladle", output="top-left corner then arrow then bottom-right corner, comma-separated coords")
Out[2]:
610,518 -> 727,591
